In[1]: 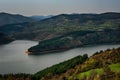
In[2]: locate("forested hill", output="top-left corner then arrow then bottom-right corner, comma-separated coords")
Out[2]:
0,12 -> 34,26
0,12 -> 120,40
28,29 -> 120,55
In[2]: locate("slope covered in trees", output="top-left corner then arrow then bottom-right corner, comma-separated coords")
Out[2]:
38,47 -> 120,80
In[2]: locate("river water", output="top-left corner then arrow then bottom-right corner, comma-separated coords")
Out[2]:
0,40 -> 120,74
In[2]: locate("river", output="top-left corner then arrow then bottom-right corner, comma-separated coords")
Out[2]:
0,40 -> 120,74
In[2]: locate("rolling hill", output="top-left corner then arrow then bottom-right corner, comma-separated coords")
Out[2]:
27,30 -> 120,55
0,12 -> 34,26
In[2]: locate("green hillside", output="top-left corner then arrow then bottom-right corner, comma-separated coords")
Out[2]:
0,12 -> 120,40
37,47 -> 120,80
28,30 -> 120,55
25,12 -> 120,55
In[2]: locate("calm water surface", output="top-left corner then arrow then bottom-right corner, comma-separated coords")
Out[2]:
0,40 -> 120,74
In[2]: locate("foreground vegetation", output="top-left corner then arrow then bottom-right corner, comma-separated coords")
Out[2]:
0,47 -> 120,80
76,63 -> 120,80
40,47 -> 120,80
33,54 -> 88,79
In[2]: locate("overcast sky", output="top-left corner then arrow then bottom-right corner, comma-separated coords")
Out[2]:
0,0 -> 120,16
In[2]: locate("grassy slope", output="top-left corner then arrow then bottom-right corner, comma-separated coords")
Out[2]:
77,68 -> 103,79
110,63 -> 120,72
77,63 -> 120,79
42,47 -> 120,80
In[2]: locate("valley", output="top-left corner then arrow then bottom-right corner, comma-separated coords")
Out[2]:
0,12 -> 120,80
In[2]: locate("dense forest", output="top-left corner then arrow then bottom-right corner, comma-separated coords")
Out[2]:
0,47 -> 120,80
0,32 -> 14,45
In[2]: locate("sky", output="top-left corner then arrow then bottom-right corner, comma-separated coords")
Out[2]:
0,0 -> 120,16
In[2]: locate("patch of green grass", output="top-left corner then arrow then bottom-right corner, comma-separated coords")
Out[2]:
109,63 -> 120,72
77,63 -> 120,79
77,68 -> 103,79
95,68 -> 103,74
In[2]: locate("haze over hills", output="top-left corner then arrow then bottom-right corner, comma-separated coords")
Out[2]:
30,15 -> 53,21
